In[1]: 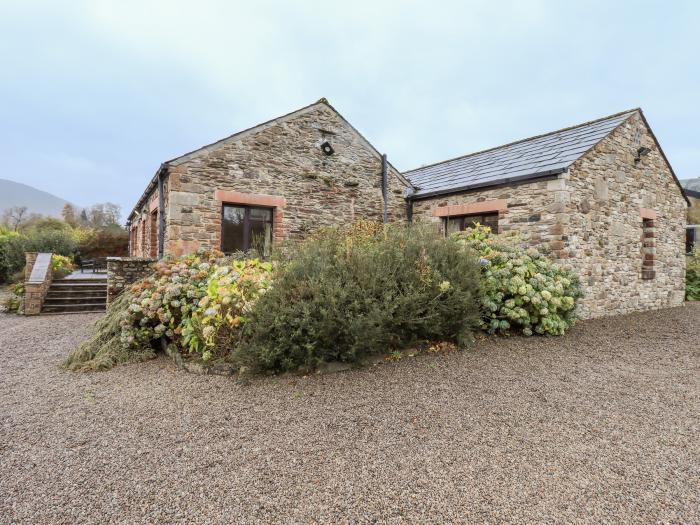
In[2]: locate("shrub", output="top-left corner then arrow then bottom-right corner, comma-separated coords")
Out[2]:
0,230 -> 27,283
236,222 -> 481,373
24,227 -> 77,256
454,225 -> 582,336
77,228 -> 129,258
687,247 -> 700,301
51,255 -> 75,279
1,282 -> 25,313
63,293 -> 156,372
121,252 -> 273,361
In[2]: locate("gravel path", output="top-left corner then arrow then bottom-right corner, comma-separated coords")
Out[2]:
1,305 -> 699,524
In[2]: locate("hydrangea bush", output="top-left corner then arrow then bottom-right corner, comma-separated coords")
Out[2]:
121,252 -> 273,361
454,225 -> 582,336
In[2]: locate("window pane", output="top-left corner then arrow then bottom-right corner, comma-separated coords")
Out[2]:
445,217 -> 462,235
248,207 -> 273,256
481,214 -> 499,233
464,215 -> 483,229
222,205 -> 245,253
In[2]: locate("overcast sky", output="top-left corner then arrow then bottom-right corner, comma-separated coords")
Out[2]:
2,0 -> 699,219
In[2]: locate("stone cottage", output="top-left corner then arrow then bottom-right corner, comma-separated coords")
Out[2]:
128,100 -> 689,318
127,99 -> 408,259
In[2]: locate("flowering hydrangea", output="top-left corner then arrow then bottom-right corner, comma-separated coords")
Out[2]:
454,224 -> 582,336
119,251 -> 273,360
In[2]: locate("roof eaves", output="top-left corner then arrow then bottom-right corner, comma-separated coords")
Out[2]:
408,168 -> 566,200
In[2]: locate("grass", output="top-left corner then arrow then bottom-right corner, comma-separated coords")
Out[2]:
62,293 -> 156,372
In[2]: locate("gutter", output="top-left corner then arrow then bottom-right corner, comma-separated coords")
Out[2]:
406,168 -> 566,201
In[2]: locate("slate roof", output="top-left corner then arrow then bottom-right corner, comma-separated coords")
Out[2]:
404,109 -> 639,199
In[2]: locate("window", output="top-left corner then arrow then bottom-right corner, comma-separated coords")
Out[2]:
149,211 -> 158,258
641,218 -> 655,280
222,204 -> 273,256
687,226 -> 697,255
444,213 -> 499,235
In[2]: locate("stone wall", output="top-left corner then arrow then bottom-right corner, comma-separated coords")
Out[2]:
159,101 -> 408,256
107,257 -> 155,304
23,252 -> 53,315
411,177 -> 564,252
411,111 -> 687,319
563,112 -> 687,317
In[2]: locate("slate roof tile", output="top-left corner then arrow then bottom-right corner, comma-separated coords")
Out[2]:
405,110 -> 638,198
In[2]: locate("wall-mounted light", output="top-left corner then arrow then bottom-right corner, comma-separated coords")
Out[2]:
320,141 -> 334,156
635,146 -> 651,164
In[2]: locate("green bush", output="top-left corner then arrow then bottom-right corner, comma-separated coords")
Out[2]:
454,225 -> 582,336
77,227 -> 129,258
23,226 -> 77,256
687,247 -> 700,301
236,222 -> 481,373
51,254 -> 75,279
0,230 -> 27,283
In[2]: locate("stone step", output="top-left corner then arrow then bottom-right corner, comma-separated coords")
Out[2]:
41,303 -> 107,313
44,296 -> 107,305
55,278 -> 107,284
50,281 -> 107,288
47,286 -> 107,293
48,285 -> 107,292
42,278 -> 109,313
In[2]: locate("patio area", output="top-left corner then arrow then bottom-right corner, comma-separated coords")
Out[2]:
60,269 -> 107,280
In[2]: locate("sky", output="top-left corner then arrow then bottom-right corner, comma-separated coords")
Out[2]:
1,0 -> 699,220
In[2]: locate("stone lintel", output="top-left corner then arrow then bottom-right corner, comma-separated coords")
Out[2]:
640,208 -> 657,220
214,190 -> 286,208
432,199 -> 508,218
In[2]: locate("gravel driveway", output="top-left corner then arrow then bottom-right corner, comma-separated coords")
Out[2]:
1,304 -> 698,524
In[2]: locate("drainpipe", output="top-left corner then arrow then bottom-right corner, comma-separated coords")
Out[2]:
126,218 -> 132,255
157,165 -> 166,259
381,154 -> 388,224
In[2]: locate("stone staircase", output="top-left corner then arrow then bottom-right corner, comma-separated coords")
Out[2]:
42,278 -> 108,314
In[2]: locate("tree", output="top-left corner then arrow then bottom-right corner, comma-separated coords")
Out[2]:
61,203 -> 78,226
2,206 -> 29,231
84,202 -> 122,229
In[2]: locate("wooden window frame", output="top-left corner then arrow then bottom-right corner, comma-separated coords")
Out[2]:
220,203 -> 274,254
443,212 -> 500,236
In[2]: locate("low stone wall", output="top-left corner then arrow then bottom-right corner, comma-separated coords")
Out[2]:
106,257 -> 156,305
24,252 -> 54,315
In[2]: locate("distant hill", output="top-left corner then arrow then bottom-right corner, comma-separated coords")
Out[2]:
0,178 -> 73,218
681,177 -> 700,193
